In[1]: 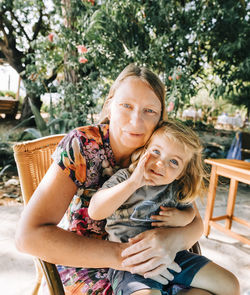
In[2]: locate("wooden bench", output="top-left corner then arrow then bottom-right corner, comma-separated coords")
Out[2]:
0,97 -> 19,119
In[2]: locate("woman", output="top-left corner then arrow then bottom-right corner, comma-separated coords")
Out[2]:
15,64 -> 212,295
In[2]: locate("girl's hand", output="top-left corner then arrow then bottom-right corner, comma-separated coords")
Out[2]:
151,206 -> 184,227
121,228 -> 181,278
129,152 -> 153,189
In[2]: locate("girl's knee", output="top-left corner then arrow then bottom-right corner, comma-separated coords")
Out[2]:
191,262 -> 240,295
217,267 -> 240,295
224,272 -> 240,295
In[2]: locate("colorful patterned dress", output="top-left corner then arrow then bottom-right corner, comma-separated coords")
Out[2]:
52,124 -> 119,295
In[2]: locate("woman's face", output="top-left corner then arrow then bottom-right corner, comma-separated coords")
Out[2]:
109,77 -> 162,154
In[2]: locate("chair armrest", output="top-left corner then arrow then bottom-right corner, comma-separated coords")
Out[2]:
38,259 -> 65,295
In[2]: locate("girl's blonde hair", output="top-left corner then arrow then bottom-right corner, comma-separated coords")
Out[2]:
129,119 -> 207,203
99,63 -> 167,123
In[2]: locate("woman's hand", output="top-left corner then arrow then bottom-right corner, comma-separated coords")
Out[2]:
121,228 -> 181,278
145,263 -> 180,284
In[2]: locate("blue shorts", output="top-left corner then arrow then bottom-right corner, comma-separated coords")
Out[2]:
107,250 -> 210,295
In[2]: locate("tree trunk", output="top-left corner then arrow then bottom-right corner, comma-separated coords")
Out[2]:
20,93 -> 42,122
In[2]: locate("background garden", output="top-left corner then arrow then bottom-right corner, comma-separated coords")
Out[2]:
0,0 -> 250,192
0,2 -> 250,294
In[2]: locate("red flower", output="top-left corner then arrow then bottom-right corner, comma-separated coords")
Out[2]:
48,33 -> 54,42
87,0 -> 95,5
79,57 -> 88,64
168,76 -> 172,81
167,101 -> 175,112
77,45 -> 88,54
176,75 -> 181,80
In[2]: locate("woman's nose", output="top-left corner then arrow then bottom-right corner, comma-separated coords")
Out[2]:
130,109 -> 143,127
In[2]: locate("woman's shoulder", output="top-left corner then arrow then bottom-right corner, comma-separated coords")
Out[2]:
62,124 -> 109,145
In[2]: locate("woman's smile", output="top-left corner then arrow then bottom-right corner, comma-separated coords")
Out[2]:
123,130 -> 144,137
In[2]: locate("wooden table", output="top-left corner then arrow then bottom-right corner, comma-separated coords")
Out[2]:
204,159 -> 250,245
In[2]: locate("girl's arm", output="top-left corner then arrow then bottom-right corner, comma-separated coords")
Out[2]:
88,176 -> 139,220
88,152 -> 150,220
151,205 -> 196,227
15,162 -> 128,270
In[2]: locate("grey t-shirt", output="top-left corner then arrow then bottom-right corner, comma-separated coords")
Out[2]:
101,168 -> 192,243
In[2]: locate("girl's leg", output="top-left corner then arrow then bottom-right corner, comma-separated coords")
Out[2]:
190,261 -> 240,295
131,290 -> 161,295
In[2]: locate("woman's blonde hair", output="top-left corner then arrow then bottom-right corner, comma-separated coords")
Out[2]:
129,119 -> 207,203
99,63 -> 167,123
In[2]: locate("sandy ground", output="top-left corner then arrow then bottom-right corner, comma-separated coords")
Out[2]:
0,182 -> 249,295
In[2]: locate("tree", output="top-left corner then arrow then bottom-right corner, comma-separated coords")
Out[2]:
0,0 -> 58,120
200,0 -> 250,116
48,0 -> 211,127
2,0 -> 249,125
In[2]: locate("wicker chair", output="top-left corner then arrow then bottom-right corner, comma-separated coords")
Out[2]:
13,134 -> 201,295
13,134 -> 66,295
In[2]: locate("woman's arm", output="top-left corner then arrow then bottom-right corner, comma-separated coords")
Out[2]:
15,162 -> 128,270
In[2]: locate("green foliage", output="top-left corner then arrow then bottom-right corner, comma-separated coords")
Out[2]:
0,142 -> 16,177
26,0 -> 214,129
201,0 -> 250,112
2,0 -> 249,127
0,90 -> 16,98
8,99 -> 66,140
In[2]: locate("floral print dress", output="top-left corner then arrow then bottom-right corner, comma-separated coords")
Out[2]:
52,124 -> 119,295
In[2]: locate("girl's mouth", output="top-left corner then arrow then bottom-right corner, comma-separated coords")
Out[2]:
150,169 -> 163,176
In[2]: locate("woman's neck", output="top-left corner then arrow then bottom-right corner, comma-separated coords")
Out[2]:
109,134 -> 133,168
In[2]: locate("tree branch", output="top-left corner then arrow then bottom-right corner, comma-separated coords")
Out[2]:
44,61 -> 64,86
32,8 -> 44,41
9,10 -> 31,42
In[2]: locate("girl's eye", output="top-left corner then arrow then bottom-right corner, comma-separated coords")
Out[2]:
169,159 -> 179,167
152,149 -> 161,155
122,103 -> 131,109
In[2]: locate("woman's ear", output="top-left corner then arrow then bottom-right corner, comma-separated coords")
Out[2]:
106,100 -> 112,120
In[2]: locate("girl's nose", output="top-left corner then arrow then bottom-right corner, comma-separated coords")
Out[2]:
156,160 -> 165,171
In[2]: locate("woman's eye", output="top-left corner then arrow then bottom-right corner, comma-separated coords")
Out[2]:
170,159 -> 179,167
145,108 -> 156,114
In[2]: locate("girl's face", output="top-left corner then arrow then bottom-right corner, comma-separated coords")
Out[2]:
109,77 -> 162,154
144,134 -> 192,186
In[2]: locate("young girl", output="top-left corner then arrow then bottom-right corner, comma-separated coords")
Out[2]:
88,120 -> 240,295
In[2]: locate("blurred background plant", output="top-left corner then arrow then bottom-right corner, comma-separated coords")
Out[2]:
0,0 -> 249,134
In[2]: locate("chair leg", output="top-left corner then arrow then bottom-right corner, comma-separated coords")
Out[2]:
31,258 -> 43,295
189,241 -> 201,255
38,259 -> 65,295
